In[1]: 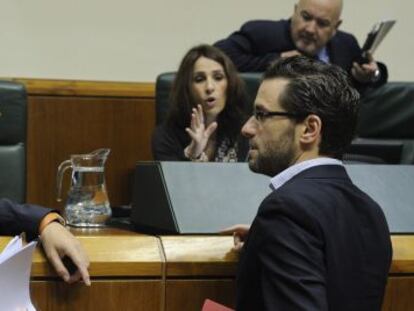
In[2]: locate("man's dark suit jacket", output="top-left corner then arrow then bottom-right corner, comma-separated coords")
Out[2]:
0,198 -> 51,239
215,19 -> 388,88
236,165 -> 392,311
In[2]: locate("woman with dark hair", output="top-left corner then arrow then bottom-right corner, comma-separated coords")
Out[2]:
152,44 -> 249,162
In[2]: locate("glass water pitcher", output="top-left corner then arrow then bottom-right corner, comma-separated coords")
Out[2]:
56,148 -> 112,227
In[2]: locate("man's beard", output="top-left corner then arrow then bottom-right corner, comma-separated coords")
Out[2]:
248,127 -> 296,177
295,32 -> 319,57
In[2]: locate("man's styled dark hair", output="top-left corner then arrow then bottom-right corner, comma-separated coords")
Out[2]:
166,44 -> 248,143
264,56 -> 360,159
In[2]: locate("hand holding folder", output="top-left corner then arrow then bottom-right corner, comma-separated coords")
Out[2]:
358,19 -> 396,64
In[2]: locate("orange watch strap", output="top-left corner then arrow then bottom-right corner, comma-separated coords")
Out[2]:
38,212 -> 65,234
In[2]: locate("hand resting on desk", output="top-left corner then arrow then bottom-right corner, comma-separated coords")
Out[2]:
40,222 -> 91,286
220,224 -> 250,252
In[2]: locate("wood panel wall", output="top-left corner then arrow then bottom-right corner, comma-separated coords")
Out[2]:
12,78 -> 156,210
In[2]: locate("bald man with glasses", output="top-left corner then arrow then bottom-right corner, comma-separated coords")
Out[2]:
215,0 -> 387,90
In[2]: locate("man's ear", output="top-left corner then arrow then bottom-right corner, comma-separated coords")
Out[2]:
299,114 -> 322,145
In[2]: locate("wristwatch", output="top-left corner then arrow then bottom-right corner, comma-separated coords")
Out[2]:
372,68 -> 381,82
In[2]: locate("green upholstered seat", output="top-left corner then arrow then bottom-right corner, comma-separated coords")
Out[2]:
0,81 -> 27,202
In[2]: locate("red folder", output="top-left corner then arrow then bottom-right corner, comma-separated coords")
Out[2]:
201,299 -> 234,311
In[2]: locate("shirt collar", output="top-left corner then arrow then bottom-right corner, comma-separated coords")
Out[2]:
317,47 -> 330,63
270,157 -> 343,191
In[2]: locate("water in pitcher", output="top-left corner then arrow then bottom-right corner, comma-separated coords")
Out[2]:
65,167 -> 112,227
57,149 -> 112,227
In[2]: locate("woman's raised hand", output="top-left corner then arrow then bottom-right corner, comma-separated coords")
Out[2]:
185,105 -> 217,159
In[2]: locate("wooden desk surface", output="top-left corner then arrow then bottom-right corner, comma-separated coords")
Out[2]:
1,232 -> 414,277
160,235 -> 414,275
390,235 -> 414,273
1,230 -> 414,311
160,236 -> 238,277
0,228 -> 163,278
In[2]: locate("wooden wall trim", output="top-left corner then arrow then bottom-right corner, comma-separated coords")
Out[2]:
3,77 -> 155,98
11,77 -> 158,208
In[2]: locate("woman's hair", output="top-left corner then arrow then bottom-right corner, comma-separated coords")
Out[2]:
166,44 -> 248,142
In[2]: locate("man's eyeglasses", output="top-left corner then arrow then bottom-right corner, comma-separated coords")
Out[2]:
253,108 -> 305,122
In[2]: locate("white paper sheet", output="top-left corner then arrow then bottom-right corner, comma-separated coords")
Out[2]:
0,236 -> 37,310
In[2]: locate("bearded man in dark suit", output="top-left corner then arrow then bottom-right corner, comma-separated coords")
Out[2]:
224,56 -> 392,310
215,0 -> 387,90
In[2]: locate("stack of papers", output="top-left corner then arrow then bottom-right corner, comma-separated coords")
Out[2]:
0,236 -> 37,310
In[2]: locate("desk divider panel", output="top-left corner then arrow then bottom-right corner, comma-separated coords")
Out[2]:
132,162 -> 414,234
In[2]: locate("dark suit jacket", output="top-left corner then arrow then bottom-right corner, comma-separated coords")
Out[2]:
215,19 -> 388,89
0,198 -> 51,239
236,165 -> 392,311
